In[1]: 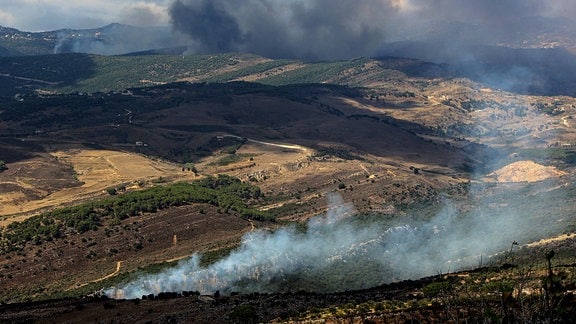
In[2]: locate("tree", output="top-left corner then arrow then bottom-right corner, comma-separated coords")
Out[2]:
185,162 -> 198,175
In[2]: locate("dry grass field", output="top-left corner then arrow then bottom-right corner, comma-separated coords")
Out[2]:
0,147 -> 198,221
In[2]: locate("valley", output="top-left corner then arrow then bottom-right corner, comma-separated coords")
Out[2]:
0,50 -> 576,322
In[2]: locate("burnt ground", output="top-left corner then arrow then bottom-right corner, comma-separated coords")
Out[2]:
0,276 -> 473,323
2,254 -> 576,323
4,224 -> 576,323
0,204 -> 252,303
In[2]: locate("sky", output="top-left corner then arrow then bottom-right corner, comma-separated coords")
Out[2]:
1,0 -> 575,32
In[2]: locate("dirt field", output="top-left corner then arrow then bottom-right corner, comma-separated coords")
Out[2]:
488,160 -> 567,182
0,147 -> 198,223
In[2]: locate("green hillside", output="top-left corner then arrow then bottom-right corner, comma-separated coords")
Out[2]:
0,52 -> 405,96
0,26 -> 55,56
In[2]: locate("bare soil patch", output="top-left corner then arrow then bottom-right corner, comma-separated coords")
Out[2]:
488,160 -> 566,183
0,147 -> 198,222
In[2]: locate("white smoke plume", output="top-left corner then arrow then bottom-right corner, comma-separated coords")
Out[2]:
50,24 -> 187,55
105,182 -> 566,299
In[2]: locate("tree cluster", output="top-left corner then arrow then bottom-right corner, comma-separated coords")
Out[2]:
0,175 -> 270,253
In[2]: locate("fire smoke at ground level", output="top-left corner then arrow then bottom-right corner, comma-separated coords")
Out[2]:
106,181 -> 571,299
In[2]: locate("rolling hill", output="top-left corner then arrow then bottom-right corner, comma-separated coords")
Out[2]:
2,47 -> 576,99
0,24 -> 183,57
0,53 -> 409,96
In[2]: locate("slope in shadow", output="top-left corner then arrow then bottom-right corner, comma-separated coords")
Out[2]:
0,53 -> 97,96
378,42 -> 576,97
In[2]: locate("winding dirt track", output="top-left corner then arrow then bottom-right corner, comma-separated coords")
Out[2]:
68,261 -> 123,291
220,134 -> 310,153
246,138 -> 309,153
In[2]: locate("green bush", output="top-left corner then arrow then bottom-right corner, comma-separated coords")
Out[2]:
229,304 -> 258,323
0,175 -> 270,253
422,281 -> 451,296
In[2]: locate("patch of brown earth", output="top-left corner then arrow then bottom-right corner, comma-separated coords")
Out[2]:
488,160 -> 566,183
0,148 -> 198,222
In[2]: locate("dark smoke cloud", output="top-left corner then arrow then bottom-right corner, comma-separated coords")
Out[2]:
169,0 -> 576,60
169,0 -> 243,53
169,0 -> 401,60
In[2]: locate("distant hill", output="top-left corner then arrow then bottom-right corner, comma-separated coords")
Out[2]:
2,17 -> 576,97
0,23 -> 184,57
0,53 -> 432,96
389,16 -> 576,53
1,49 -> 576,97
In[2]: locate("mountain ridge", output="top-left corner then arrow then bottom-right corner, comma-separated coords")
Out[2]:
0,23 -> 183,57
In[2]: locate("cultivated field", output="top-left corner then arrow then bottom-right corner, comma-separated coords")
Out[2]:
0,147 -> 198,221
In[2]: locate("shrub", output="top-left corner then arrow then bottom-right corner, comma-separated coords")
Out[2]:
422,281 -> 451,297
0,176 -> 270,253
229,304 -> 258,323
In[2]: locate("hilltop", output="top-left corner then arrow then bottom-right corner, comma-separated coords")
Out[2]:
0,23 -> 183,57
0,53 -> 446,96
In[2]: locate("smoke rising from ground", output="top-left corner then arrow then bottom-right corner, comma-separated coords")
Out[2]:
106,184 -> 565,299
51,24 -> 187,56
0,1 -> 172,32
